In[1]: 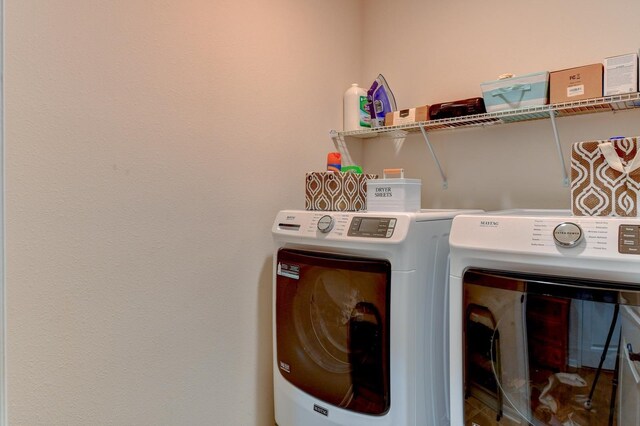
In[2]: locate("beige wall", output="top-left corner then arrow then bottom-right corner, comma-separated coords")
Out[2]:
359,0 -> 640,211
5,1 -> 361,424
5,1 -> 640,425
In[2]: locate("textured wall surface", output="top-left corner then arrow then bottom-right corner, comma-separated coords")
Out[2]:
5,1 -> 362,424
5,0 -> 640,424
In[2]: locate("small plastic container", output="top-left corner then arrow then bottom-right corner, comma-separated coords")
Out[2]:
366,169 -> 421,212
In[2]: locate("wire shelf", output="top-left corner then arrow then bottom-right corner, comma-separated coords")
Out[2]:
337,92 -> 640,138
331,92 -> 640,189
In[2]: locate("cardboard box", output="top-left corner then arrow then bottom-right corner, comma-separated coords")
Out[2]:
480,72 -> 549,112
604,53 -> 638,95
549,63 -> 603,104
305,171 -> 377,211
384,105 -> 429,126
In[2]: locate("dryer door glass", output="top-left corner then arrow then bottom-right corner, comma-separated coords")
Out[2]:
276,248 -> 391,415
461,269 -> 640,426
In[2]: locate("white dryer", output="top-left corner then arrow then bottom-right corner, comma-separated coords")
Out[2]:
449,210 -> 640,426
272,209 -> 478,426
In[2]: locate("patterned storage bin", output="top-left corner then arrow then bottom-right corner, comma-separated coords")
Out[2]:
305,172 -> 377,211
571,136 -> 640,216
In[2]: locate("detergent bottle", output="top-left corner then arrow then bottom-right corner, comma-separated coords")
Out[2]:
343,83 -> 370,132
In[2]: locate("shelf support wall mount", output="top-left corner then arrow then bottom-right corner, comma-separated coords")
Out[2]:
329,130 -> 354,166
331,128 -> 449,189
548,112 -> 570,187
418,125 -> 448,189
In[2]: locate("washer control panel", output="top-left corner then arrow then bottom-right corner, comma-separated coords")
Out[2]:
619,225 -> 640,254
348,216 -> 397,238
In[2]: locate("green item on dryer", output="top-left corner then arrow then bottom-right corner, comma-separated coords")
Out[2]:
341,165 -> 363,174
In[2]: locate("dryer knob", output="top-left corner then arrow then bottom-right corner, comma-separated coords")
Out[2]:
317,215 -> 335,233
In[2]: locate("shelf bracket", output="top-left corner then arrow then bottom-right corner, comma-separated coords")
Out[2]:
419,125 -> 448,189
548,112 -> 570,187
329,130 -> 354,166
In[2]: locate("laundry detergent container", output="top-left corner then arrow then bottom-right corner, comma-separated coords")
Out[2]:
481,71 -> 549,112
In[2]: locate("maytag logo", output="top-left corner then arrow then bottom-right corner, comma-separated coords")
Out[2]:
313,404 -> 329,417
480,220 -> 499,227
279,361 -> 290,373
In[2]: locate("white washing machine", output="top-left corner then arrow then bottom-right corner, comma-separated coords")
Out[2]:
449,210 -> 640,426
272,209 -> 478,426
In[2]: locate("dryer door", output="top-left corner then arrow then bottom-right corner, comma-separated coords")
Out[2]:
275,248 -> 391,415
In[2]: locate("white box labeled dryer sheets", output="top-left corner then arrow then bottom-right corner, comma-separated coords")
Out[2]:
480,71 -> 549,112
366,169 -> 421,212
604,53 -> 638,96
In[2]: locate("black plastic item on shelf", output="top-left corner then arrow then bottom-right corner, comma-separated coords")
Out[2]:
428,97 -> 486,120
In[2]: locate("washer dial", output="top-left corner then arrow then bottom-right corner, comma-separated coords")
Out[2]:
553,222 -> 583,247
317,215 -> 335,233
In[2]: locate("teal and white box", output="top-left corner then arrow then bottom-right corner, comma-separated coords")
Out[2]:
481,71 -> 549,112
366,178 -> 421,212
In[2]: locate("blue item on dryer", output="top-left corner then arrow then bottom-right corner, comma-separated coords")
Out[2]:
480,71 -> 549,112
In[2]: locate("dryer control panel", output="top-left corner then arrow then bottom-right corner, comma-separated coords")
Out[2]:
271,209 -> 429,242
620,225 -> 640,254
347,216 -> 397,238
